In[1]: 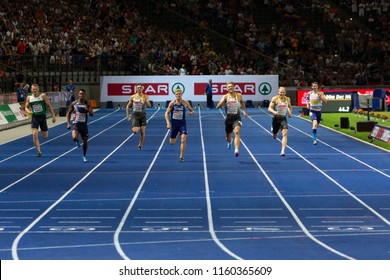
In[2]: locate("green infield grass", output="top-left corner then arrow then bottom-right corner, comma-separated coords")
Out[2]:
300,111 -> 390,151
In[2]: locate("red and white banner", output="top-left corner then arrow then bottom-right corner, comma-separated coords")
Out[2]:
297,88 -> 390,107
100,75 -> 278,103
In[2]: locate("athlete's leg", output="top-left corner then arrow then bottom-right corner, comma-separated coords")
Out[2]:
233,125 -> 241,157
82,135 -> 88,157
179,134 -> 187,159
32,128 -> 41,155
132,126 -> 139,134
281,128 -> 288,156
138,125 -> 146,149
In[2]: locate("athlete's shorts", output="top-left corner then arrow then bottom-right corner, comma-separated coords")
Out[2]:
31,114 -> 48,131
225,116 -> 242,134
72,122 -> 89,138
272,116 -> 288,134
132,114 -> 147,127
170,123 -> 187,138
309,110 -> 322,123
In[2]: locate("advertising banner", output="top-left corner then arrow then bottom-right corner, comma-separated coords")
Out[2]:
370,124 -> 390,144
8,103 -> 28,121
0,104 -> 17,124
297,88 -> 390,113
100,75 -> 279,103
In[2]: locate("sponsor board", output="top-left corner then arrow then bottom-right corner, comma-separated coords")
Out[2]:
100,75 -> 278,103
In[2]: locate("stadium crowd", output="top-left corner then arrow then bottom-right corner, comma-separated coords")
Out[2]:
0,0 -> 389,89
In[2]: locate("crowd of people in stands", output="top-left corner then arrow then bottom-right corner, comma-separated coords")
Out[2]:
0,0 -> 389,88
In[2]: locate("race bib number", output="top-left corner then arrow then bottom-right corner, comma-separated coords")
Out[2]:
133,101 -> 143,112
277,104 -> 287,116
227,102 -> 239,115
32,104 -> 43,113
75,113 -> 86,122
172,110 -> 183,120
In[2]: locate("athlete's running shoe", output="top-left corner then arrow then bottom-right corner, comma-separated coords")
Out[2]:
280,151 -> 285,157
36,152 -> 41,158
179,157 -> 184,162
227,140 -> 232,150
83,156 -> 87,162
234,149 -> 239,157
313,140 -> 317,145
137,145 -> 142,151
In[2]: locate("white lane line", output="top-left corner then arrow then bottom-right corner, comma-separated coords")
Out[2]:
230,115 -> 355,260
137,208 -> 202,211
300,208 -> 363,211
145,221 -> 189,224
0,209 -> 40,211
11,110 -> 162,260
50,217 -> 117,219
201,108 -> 243,260
290,125 -> 390,179
219,208 -> 283,211
0,110 -> 119,164
55,209 -> 121,211
1,111 -> 123,193
249,116 -> 390,227
113,129 -> 170,260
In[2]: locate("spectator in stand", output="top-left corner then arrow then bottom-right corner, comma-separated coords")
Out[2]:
16,38 -> 26,55
65,79 -> 76,112
16,82 -> 29,103
205,79 -> 214,109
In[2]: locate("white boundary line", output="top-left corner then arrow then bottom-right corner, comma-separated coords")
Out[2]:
198,107 -> 243,260
215,109 -> 355,259
249,115 -> 390,226
0,110 -> 121,193
113,128 -> 169,260
11,110 -> 161,259
0,110 -> 119,164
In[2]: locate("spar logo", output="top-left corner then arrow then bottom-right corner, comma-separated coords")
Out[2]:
258,82 -> 272,96
171,83 -> 185,94
193,82 -> 256,95
107,83 -> 169,96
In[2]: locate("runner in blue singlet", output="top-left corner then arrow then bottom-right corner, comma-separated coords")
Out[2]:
165,88 -> 194,162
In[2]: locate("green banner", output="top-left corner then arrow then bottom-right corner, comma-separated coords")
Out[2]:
0,104 -> 17,123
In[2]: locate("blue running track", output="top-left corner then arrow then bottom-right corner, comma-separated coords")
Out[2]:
0,108 -> 389,260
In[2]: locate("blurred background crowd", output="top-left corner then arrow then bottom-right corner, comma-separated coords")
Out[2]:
0,0 -> 389,93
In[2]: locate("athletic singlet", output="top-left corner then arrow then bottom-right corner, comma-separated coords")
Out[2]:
132,94 -> 146,113
307,91 -> 323,111
275,96 -> 289,117
170,102 -> 186,124
29,94 -> 47,116
73,101 -> 89,123
225,93 -> 240,117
